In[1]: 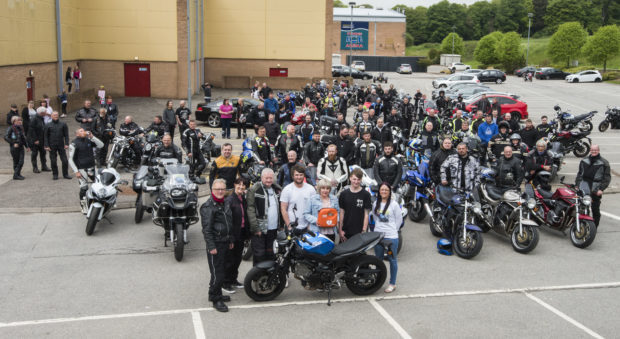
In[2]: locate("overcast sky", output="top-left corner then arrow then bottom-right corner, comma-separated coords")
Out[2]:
352,0 -> 482,9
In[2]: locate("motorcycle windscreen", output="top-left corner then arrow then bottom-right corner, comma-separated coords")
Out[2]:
100,172 -> 117,186
163,164 -> 190,190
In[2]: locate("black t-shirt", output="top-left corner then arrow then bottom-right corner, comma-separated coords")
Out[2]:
338,188 -> 372,237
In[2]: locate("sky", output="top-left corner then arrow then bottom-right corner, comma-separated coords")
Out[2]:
350,0 -> 482,9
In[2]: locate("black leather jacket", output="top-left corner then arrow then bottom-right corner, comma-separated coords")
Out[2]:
495,156 -> 524,188
153,144 -> 182,163
44,119 -> 69,147
576,155 -> 611,193
200,198 -> 234,250
251,136 -> 272,163
303,140 -> 325,166
373,154 -> 402,188
145,121 -> 169,138
275,133 -> 303,161
429,148 -> 456,184
75,107 -> 97,131
357,140 -> 381,169
27,115 -> 45,146
119,122 -> 144,137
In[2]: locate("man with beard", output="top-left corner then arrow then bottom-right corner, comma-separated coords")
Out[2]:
441,143 -> 480,192
274,124 -> 303,164
317,144 -> 349,189
335,125 -> 355,165
303,133 -> 325,185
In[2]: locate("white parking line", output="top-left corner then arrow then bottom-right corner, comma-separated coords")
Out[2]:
191,311 -> 206,339
524,293 -> 604,339
369,298 -> 412,339
601,211 -> 620,222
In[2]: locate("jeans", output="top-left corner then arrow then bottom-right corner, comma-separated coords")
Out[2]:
307,165 -> 317,186
221,118 -> 231,138
374,237 -> 398,285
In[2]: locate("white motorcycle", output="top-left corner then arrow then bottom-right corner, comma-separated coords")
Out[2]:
84,168 -> 127,235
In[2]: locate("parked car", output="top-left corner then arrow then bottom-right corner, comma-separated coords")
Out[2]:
566,70 -> 602,83
463,69 -> 483,75
515,66 -> 537,77
451,86 -> 493,99
535,67 -> 571,80
396,64 -> 412,74
352,60 -> 366,71
333,66 -> 372,80
477,69 -> 507,84
449,62 -> 471,72
195,98 -> 260,128
464,94 -> 528,121
432,74 -> 479,88
432,82 -> 483,99
331,65 -> 344,76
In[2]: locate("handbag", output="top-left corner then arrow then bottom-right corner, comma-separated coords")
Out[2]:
317,208 -> 338,228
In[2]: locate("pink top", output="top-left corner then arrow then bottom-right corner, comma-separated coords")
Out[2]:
219,104 -> 233,119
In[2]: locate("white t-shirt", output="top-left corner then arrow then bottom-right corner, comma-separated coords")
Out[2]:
266,188 -> 279,230
280,182 -> 315,229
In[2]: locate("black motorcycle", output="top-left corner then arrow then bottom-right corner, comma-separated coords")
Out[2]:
547,120 -> 592,158
107,135 -> 141,170
200,132 -> 221,166
554,105 -> 596,132
599,106 -> 620,132
244,227 -> 388,305
141,131 -> 162,165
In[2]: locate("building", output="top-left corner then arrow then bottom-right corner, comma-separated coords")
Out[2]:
330,7 -> 406,63
0,0 -> 332,121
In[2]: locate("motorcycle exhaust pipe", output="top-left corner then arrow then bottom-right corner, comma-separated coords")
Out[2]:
424,202 -> 434,222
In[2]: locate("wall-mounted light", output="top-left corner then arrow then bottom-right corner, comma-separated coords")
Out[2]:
29,70 -> 34,76
277,64 -> 281,68
134,56 -> 139,61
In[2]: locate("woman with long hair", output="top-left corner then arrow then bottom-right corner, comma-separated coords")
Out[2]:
371,182 -> 402,293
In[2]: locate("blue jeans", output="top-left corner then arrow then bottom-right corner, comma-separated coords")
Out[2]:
221,118 -> 231,138
374,237 -> 398,285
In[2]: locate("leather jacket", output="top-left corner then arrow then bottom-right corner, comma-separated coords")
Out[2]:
303,140 -> 325,166
373,154 -> 402,188
200,198 -> 234,250
357,140 -> 381,169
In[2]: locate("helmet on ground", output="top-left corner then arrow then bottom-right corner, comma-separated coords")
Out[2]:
437,238 -> 452,256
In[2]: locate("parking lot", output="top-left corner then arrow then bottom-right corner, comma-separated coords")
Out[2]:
1,72 -> 620,338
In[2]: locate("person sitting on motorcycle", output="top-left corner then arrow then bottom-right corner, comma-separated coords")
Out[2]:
263,113 -> 280,145
251,126 -> 272,166
508,133 -> 528,163
419,121 -> 440,155
440,142 -> 480,192
525,139 -> 553,191
152,134 -> 182,163
357,131 -> 382,178
274,124 -> 303,165
356,111 -> 374,137
183,120 -> 208,184
299,115 -> 315,144
209,143 -> 240,189
304,133 -> 325,185
429,137 -> 456,185
119,115 -> 144,163
449,110 -> 466,133
536,115 -> 552,140
373,141 -> 402,190
487,121 -> 511,162
385,107 -> 406,130
318,144 -> 349,189
422,109 -> 441,134
495,146 -> 524,191
68,128 -> 104,213
145,115 -> 169,139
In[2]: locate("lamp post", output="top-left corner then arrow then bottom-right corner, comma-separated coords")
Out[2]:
526,13 -> 533,66
349,2 -> 356,77
451,25 -> 456,54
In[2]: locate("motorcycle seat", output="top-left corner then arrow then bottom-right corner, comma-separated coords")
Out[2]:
538,189 -> 553,199
331,232 -> 382,256
485,184 -> 504,201
572,113 -> 591,121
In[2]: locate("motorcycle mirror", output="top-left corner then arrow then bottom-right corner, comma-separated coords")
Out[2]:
559,176 -> 565,184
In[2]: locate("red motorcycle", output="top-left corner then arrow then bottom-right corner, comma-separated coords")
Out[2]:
523,172 -> 597,248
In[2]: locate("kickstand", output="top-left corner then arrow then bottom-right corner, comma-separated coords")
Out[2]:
164,236 -> 168,247
326,286 -> 332,306
103,216 -> 114,225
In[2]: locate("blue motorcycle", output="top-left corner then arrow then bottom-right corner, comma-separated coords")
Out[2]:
402,158 -> 434,222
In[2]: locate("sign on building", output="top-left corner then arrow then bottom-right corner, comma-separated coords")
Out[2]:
341,22 -> 368,50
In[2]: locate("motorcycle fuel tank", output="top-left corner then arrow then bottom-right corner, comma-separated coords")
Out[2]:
297,233 -> 335,256
552,187 -> 577,200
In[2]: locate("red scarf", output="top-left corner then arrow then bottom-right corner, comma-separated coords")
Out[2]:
211,193 -> 224,203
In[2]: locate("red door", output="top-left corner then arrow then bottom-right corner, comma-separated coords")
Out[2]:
26,77 -> 34,102
124,63 -> 151,97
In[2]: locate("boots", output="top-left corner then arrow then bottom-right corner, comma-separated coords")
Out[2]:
33,165 -> 40,173
41,164 -> 51,172
13,167 -> 25,180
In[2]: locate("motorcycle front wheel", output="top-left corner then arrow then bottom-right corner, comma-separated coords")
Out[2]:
134,193 -> 144,224
173,222 -> 185,262
408,199 -> 427,222
242,239 -> 253,261
573,141 -> 590,158
599,120 -> 610,132
510,225 -> 539,254
345,255 -> 387,296
570,220 -> 597,249
85,207 -> 100,236
453,221 -> 483,259
429,204 -> 443,237
244,267 -> 286,301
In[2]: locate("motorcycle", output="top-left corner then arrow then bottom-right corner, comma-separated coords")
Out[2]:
390,126 -> 406,155
373,73 -> 388,83
290,108 -> 309,126
524,72 -> 533,82
244,226 -> 387,305
547,120 -> 591,158
151,159 -> 200,261
428,187 -> 484,259
107,135 -> 141,170
141,131 -> 162,165
401,148 -> 434,222
598,106 -> 620,132
524,173 -> 597,248
472,168 -> 540,254
84,168 -> 126,235
132,158 -> 168,224
554,105 -> 596,132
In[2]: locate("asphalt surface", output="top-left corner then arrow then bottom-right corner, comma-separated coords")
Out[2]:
1,72 -> 620,338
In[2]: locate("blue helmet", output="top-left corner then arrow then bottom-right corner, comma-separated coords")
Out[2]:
408,138 -> 424,151
437,238 -> 453,256
481,167 -> 496,183
242,138 -> 253,152
240,150 -> 254,164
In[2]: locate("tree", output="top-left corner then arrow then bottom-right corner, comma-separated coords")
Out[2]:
475,32 -> 504,65
531,0 -> 548,34
467,1 -> 498,40
547,22 -> 588,67
440,33 -> 464,55
333,0 -> 347,8
495,0 -> 528,33
582,25 -> 620,72
405,32 -> 414,47
427,1 -> 468,42
496,32 -> 524,71
544,0 -> 585,33
408,6 -> 429,45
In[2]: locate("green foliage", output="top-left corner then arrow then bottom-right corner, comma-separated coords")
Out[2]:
426,1 -> 469,42
417,58 -> 433,68
333,0 -> 347,8
357,4 -> 373,8
475,32 -> 504,64
547,22 -> 588,67
564,65 -> 597,73
531,0 -> 548,34
428,48 -> 440,64
582,25 -> 620,72
495,0 -> 528,33
602,71 -> 620,81
467,1 -> 498,40
496,32 -> 524,72
405,32 -> 415,47
440,33 -> 464,55
544,0 -> 586,33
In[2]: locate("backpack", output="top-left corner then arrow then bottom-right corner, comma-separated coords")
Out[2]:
317,208 -> 338,228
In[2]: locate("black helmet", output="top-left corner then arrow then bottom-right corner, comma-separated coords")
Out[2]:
553,104 -> 560,111
498,121 -> 510,130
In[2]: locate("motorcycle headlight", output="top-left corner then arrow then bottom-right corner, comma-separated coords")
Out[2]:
582,195 -> 592,206
171,188 -> 186,197
145,143 -> 152,151
472,202 -> 482,215
98,188 -> 106,197
272,240 -> 279,254
527,198 -> 536,210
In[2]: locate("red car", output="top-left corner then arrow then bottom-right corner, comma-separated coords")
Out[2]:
465,94 -> 529,121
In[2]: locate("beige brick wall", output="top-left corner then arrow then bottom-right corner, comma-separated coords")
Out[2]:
0,62 -> 59,122
330,21 -> 406,58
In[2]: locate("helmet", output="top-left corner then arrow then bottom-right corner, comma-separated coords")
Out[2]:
241,138 -> 253,152
536,170 -> 551,183
509,133 -> 521,141
408,138 -> 424,151
481,167 -> 496,183
553,104 -> 560,111
437,238 -> 453,256
240,150 -> 254,164
498,121 -> 510,130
